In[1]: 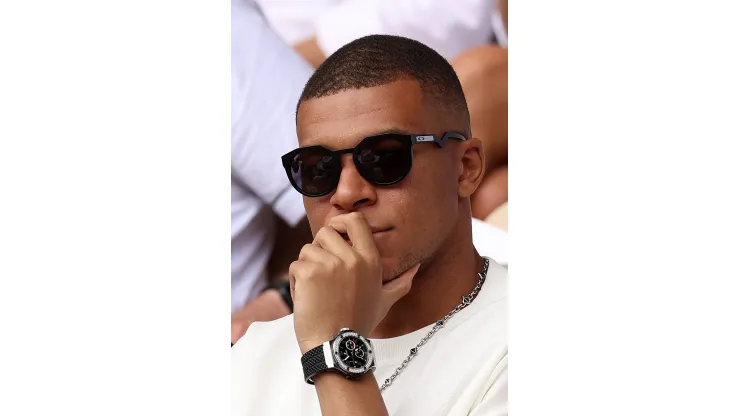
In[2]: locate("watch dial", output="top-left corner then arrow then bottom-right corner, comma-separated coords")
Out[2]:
337,336 -> 369,369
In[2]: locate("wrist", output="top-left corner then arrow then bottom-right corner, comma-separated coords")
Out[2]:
299,338 -> 327,355
298,329 -> 344,355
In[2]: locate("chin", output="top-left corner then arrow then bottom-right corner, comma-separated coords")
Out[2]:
379,256 -> 418,284
379,257 -> 402,283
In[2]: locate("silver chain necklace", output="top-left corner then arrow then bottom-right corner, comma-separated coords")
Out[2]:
379,257 -> 490,392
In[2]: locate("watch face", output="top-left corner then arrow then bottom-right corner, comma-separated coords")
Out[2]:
332,330 -> 374,375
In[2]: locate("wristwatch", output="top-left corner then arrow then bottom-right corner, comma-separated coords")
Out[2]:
300,328 -> 376,384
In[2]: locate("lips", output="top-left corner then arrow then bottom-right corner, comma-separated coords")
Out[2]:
339,227 -> 391,245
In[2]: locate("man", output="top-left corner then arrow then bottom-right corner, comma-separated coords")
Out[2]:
230,0 -> 314,342
230,0 -> 507,345
232,35 -> 507,415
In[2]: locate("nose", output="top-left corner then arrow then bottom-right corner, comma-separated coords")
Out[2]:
329,154 -> 377,212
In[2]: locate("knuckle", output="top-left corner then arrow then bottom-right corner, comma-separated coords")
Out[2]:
288,260 -> 301,276
303,263 -> 319,280
325,219 -> 342,231
297,244 -> 313,260
316,226 -> 331,239
325,255 -> 342,271
289,260 -> 316,280
345,253 -> 361,269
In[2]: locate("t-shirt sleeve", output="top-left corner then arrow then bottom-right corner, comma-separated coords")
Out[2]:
231,0 -> 313,227
313,0 -> 495,60
468,355 -> 508,416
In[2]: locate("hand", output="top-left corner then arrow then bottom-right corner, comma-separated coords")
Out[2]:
289,212 -> 421,354
231,288 -> 291,344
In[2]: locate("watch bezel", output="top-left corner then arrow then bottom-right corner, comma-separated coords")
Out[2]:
331,329 -> 375,376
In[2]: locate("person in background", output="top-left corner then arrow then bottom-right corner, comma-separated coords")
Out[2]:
455,0 -> 508,221
257,0 -> 506,66
500,0 -> 508,31
230,0 -> 314,344
453,44 -> 507,220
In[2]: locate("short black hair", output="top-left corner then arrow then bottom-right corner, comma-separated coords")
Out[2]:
297,34 -> 470,130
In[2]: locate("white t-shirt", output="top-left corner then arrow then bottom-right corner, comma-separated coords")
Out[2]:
257,0 -> 507,60
231,0 -> 313,312
232,257 -> 508,415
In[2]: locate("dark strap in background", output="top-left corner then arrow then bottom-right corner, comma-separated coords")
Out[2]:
490,30 -> 499,45
263,280 -> 294,312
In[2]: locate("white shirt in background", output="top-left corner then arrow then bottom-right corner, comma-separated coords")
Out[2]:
472,217 -> 508,265
256,0 -> 341,45
232,257 -> 507,416
231,0 -> 313,312
257,0 -> 507,61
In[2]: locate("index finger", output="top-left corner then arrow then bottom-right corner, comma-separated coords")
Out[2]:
326,212 -> 379,256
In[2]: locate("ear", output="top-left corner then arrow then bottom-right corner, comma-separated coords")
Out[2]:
457,137 -> 486,198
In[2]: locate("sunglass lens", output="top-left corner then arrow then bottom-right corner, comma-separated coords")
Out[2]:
288,147 -> 340,196
354,135 -> 412,185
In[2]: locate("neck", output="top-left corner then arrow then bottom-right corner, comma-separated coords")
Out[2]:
370,215 -> 484,339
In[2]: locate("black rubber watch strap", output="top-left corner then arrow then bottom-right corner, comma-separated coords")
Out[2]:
301,344 -> 329,384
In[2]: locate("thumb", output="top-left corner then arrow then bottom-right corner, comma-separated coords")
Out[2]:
380,263 -> 421,310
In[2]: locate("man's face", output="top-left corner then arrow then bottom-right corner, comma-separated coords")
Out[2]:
296,80 -> 463,281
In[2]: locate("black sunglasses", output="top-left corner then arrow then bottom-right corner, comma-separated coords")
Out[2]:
281,132 -> 467,197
